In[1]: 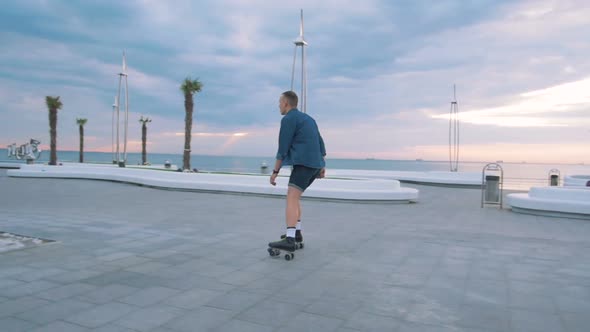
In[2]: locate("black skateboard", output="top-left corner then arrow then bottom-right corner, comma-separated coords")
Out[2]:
267,246 -> 295,261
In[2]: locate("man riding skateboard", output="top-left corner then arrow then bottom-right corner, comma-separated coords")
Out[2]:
268,91 -> 326,256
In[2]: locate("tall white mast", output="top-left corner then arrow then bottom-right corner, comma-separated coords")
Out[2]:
290,9 -> 308,113
449,84 -> 460,172
115,51 -> 129,167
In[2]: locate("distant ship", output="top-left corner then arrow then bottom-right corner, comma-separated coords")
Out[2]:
496,160 -> 504,163
416,158 -> 423,161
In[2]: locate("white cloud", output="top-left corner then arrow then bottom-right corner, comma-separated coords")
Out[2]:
431,77 -> 590,127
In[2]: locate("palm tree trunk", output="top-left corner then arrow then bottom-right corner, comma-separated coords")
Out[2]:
79,125 -> 84,163
183,92 -> 194,171
49,109 -> 57,165
142,123 -> 147,165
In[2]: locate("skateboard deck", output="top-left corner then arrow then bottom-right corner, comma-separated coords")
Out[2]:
267,246 -> 295,261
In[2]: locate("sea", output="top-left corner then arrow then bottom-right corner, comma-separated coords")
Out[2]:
1,149 -> 589,190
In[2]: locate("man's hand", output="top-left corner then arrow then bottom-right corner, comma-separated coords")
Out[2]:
270,173 -> 278,186
317,168 -> 326,179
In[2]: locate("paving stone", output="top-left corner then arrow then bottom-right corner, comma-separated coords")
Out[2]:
508,290 -> 557,312
112,305 -> 185,331
36,283 -> 97,301
0,316 -> 38,331
88,325 -> 136,332
76,284 -> 140,304
17,298 -> 95,324
0,280 -> 60,298
277,312 -> 343,332
29,320 -> 90,332
163,287 -> 226,309
509,309 -> 565,332
464,280 -> 508,306
81,271 -> 145,286
456,302 -> 510,331
14,268 -> 68,282
0,296 -> 51,318
0,278 -> 25,289
561,313 -> 590,332
64,302 -> 139,328
236,299 -> 303,328
164,307 -> 234,331
303,296 -> 361,320
118,286 -> 179,307
359,286 -> 415,319
211,318 -> 273,332
206,289 -> 267,311
554,294 -> 590,313
342,310 -> 402,331
46,270 -> 103,284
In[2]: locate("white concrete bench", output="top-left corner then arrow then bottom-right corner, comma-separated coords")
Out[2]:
507,187 -> 590,219
564,175 -> 590,187
293,169 -> 482,187
7,164 -> 419,203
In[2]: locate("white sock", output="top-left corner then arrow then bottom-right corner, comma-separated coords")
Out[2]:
296,221 -> 301,231
286,227 -> 296,238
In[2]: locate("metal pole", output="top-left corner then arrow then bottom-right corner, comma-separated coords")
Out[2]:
301,46 -> 305,112
116,78 -> 122,164
303,45 -> 307,113
111,99 -> 116,163
449,84 -> 459,172
291,46 -> 297,91
123,74 -> 129,164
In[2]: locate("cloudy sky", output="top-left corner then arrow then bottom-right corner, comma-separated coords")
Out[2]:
1,0 -> 589,163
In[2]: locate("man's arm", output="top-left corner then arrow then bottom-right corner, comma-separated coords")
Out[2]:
271,115 -> 295,186
318,133 -> 326,178
319,133 -> 326,157
275,115 -> 296,161
270,159 -> 282,186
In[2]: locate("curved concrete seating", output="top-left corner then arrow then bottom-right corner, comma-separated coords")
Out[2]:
0,162 -> 23,169
507,187 -> 590,219
7,164 -> 418,203
321,169 -> 482,187
564,175 -> 590,187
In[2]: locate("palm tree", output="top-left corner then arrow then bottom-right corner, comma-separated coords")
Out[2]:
46,96 -> 63,165
180,77 -> 203,171
139,116 -> 152,165
76,118 -> 87,163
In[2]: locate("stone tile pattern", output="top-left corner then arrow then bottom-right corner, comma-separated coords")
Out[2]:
1,169 -> 589,331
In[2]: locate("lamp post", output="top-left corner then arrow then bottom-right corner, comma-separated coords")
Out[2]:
139,116 -> 152,165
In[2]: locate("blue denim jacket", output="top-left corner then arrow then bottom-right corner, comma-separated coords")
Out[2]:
276,108 -> 326,168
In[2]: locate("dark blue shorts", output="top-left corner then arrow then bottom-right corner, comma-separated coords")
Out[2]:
289,165 -> 322,192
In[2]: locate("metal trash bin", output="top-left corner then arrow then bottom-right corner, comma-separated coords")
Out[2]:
481,163 -> 503,208
485,175 -> 500,203
550,174 -> 559,186
548,169 -> 560,186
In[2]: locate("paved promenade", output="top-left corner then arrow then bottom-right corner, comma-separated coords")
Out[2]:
1,169 -> 589,331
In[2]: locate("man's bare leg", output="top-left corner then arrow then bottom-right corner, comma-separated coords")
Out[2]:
286,186 -> 302,228
269,186 -> 302,252
280,199 -> 302,244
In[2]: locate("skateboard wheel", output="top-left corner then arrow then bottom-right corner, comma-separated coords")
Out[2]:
299,243 -> 304,249
285,254 -> 291,261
